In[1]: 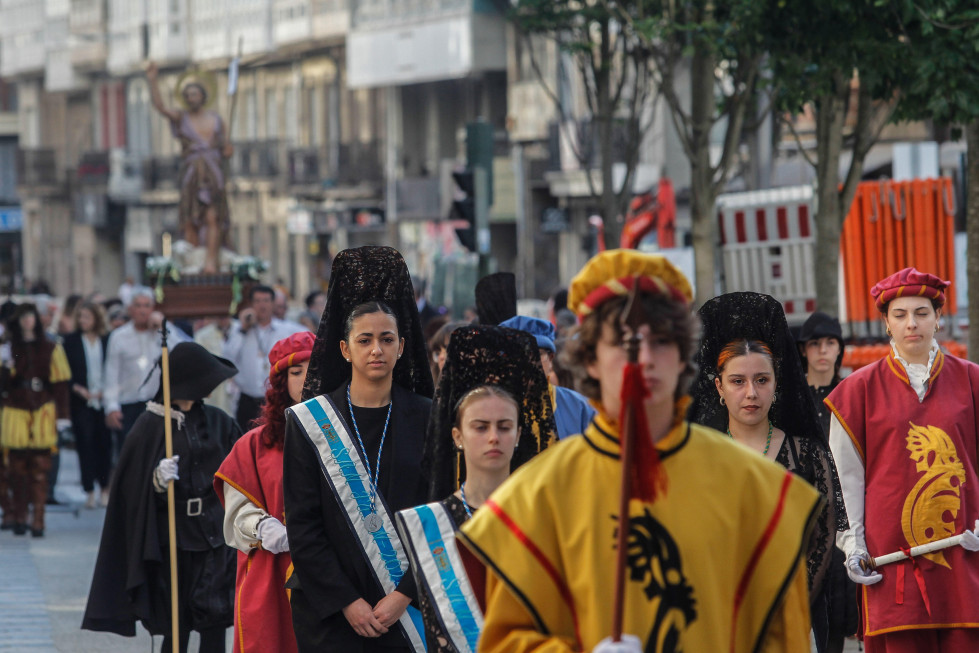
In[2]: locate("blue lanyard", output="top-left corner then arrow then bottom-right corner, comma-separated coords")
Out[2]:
346,384 -> 392,513
459,483 -> 474,520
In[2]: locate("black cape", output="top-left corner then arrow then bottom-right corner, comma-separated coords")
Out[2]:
81,403 -> 240,637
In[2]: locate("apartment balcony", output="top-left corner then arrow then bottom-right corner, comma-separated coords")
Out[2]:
288,147 -> 322,186
352,0 -> 469,29
274,0 -> 313,47
107,150 -> 144,201
232,140 -> 283,179
336,140 -> 383,185
142,155 -> 182,191
311,0 -> 350,40
76,150 -> 110,186
70,32 -> 108,71
347,0 -> 505,88
17,148 -> 63,189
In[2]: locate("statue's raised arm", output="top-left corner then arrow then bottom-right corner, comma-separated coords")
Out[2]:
146,62 -> 232,275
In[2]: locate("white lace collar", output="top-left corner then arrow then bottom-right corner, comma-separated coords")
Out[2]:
144,401 -> 186,429
891,340 -> 940,402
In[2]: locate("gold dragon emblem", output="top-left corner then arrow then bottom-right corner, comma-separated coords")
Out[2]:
902,423 -> 967,568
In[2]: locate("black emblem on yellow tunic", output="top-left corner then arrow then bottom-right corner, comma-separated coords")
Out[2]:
903,422 -> 966,568
618,508 -> 697,653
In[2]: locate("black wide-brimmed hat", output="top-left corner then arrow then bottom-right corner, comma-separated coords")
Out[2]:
158,342 -> 238,402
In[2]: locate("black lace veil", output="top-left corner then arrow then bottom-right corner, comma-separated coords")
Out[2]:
689,292 -> 822,440
302,246 -> 435,401
423,325 -> 555,501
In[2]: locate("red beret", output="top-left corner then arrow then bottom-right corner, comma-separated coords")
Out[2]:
269,331 -> 315,376
870,267 -> 950,313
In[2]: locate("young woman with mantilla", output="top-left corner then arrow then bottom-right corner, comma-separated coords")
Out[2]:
690,292 -> 848,653
399,325 -> 554,653
283,246 -> 434,653
828,268 -> 979,652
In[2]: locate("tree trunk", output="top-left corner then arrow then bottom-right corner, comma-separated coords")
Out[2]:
597,17 -> 621,249
967,120 -> 979,362
813,83 -> 847,315
689,35 -> 718,305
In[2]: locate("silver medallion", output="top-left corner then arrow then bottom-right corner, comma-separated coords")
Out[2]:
364,512 -> 383,533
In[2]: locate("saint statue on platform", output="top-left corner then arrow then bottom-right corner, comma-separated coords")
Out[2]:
146,62 -> 232,274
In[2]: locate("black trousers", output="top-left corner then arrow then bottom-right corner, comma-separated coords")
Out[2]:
235,393 -> 264,432
73,405 -> 111,492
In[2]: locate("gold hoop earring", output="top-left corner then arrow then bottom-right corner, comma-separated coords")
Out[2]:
885,327 -> 892,337
719,396 -> 726,406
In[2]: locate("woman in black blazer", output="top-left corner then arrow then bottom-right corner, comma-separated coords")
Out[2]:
62,301 -> 111,508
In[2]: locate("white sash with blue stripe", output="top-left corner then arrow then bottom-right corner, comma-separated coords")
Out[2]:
289,395 -> 426,652
395,503 -> 483,653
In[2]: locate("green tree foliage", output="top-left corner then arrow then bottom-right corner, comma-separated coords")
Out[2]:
894,1 -> 979,359
502,0 -> 659,248
763,0 -> 907,319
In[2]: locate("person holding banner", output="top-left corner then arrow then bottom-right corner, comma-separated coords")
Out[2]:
82,342 -> 240,653
397,325 -> 555,652
826,267 -> 979,652
283,246 -> 434,653
214,331 -> 315,653
458,249 -> 820,652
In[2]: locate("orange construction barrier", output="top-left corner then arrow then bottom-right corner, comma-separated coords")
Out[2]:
840,178 -> 958,326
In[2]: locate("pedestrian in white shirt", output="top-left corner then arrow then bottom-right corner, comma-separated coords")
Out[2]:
103,286 -> 188,452
223,285 -> 306,430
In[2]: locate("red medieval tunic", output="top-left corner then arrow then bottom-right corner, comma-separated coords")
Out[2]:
826,350 -> 979,636
214,427 -> 296,653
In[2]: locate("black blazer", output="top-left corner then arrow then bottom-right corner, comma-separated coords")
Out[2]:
283,383 -> 431,631
62,331 -> 109,414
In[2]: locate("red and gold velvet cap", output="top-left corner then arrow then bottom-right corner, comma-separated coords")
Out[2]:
568,249 -> 693,318
269,331 -> 315,376
870,267 -> 950,313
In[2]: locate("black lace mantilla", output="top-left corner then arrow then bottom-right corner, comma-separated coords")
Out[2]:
302,246 -> 434,401
689,292 -> 823,441
776,433 -> 848,602
423,325 -> 555,501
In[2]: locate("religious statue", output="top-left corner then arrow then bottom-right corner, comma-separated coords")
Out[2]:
147,62 -> 232,274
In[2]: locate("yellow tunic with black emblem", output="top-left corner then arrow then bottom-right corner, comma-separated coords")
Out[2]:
458,402 -> 821,653
0,342 -> 71,450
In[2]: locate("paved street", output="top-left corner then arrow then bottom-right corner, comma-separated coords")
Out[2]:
1,449 -> 862,652
0,449 -> 225,652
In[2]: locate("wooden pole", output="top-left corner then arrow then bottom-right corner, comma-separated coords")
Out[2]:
611,278 -> 646,641
160,320 -> 180,651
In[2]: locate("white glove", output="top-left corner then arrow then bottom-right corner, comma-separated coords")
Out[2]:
846,549 -> 883,585
0,343 -> 11,366
592,635 -> 642,653
257,516 -> 289,554
960,520 -> 979,552
154,455 -> 180,487
56,419 -> 72,432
